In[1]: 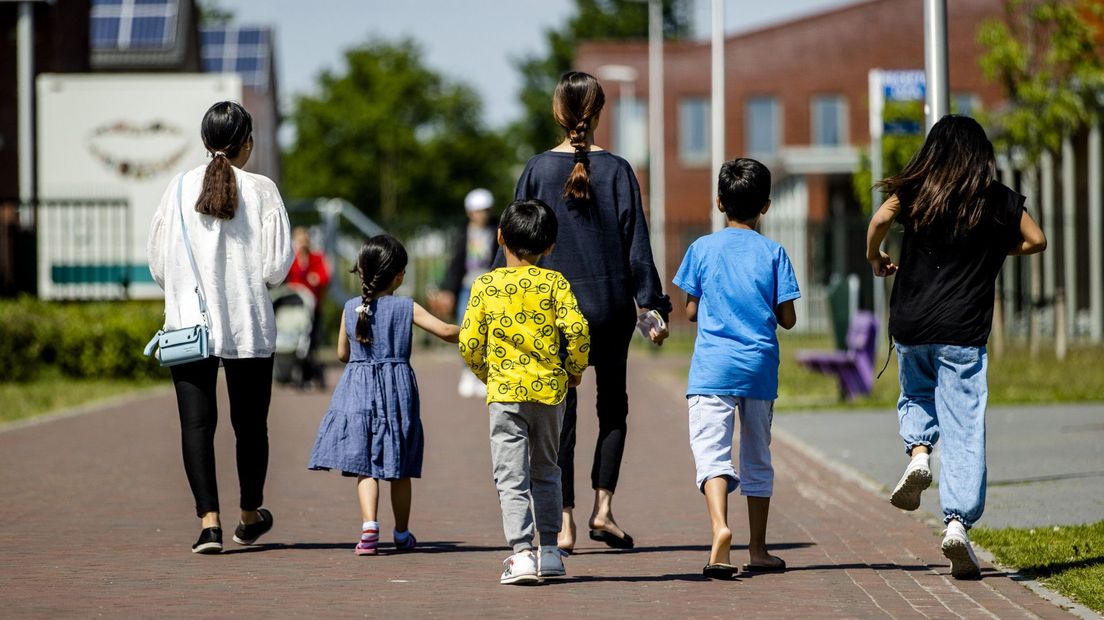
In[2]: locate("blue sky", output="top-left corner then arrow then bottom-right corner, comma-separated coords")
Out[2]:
218,0 -> 855,130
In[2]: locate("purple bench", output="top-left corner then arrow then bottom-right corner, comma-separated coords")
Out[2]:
796,311 -> 880,401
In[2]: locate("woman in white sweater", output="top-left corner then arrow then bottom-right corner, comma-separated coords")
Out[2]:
148,101 -> 294,554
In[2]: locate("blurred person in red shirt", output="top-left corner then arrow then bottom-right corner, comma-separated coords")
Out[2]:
287,226 -> 331,387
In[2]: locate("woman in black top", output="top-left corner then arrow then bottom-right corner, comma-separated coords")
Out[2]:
509,71 -> 671,552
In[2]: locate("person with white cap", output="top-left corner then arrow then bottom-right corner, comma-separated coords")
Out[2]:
437,188 -> 497,397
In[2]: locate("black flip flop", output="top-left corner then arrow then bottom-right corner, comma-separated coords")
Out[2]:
702,563 -> 739,580
589,528 -> 634,549
741,559 -> 787,573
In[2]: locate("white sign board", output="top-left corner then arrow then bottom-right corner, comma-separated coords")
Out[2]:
36,73 -> 243,299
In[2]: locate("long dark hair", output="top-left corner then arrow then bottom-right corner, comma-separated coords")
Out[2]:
352,235 -> 408,344
553,71 -> 605,202
876,115 -> 996,236
197,101 -> 253,220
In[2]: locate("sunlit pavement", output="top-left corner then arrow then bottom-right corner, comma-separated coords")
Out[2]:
0,353 -> 1072,618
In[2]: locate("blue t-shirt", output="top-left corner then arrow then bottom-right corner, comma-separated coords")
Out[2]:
673,228 -> 801,400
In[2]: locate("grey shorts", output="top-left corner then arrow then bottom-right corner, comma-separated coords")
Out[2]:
687,394 -> 774,497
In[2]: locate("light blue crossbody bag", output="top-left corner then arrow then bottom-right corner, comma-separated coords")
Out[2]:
143,174 -> 211,367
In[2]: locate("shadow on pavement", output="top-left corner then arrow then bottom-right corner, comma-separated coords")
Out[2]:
222,540 -> 507,555
570,541 -> 816,556
558,573 -> 714,584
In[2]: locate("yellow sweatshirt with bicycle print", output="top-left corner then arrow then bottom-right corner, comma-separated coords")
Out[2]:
459,266 -> 589,405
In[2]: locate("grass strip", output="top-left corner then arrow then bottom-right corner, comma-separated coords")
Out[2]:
971,521 -> 1104,612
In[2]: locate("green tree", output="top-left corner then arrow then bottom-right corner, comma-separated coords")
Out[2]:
511,0 -> 694,156
977,0 -> 1104,164
196,0 -> 233,24
282,39 -> 511,232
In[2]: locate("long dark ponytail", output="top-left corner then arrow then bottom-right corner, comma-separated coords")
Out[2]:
352,235 -> 408,344
197,101 -> 253,219
553,71 -> 605,202
876,115 -> 996,237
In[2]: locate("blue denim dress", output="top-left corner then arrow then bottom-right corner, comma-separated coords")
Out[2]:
308,296 -> 423,479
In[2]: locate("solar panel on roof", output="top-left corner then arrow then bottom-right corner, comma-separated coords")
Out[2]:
200,25 -> 272,92
89,0 -> 179,50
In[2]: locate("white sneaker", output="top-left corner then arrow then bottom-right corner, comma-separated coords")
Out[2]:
500,550 -> 540,585
889,455 -> 932,511
941,520 -> 981,580
537,546 -> 566,577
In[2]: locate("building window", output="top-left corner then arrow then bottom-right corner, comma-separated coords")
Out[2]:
678,98 -> 710,166
746,96 -> 780,157
613,96 -> 648,167
811,95 -> 848,147
952,93 -> 981,117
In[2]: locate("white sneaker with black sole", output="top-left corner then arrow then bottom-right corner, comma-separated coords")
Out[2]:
941,519 -> 981,580
500,550 -> 540,585
889,454 -> 932,511
537,546 -> 566,577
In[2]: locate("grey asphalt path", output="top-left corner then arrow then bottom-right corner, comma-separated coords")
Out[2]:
775,404 -> 1104,528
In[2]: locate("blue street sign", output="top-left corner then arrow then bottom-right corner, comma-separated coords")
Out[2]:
883,70 -> 926,102
883,120 -> 923,135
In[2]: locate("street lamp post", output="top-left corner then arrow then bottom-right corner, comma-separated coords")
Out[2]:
711,0 -> 725,232
647,0 -> 666,286
923,0 -> 949,129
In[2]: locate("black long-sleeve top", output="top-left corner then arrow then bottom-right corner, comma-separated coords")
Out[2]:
498,150 -> 671,332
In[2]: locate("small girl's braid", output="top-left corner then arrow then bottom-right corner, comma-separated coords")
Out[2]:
355,282 -> 374,344
351,234 -> 409,345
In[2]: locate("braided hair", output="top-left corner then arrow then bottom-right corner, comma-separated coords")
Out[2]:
553,71 -> 605,202
352,234 -> 408,344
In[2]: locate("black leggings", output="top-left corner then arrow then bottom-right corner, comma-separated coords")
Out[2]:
170,356 -> 274,517
558,325 -> 633,508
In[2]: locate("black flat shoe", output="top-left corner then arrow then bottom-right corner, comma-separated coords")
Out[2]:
233,508 -> 273,545
703,563 -> 739,580
192,527 -> 223,554
588,528 -> 634,549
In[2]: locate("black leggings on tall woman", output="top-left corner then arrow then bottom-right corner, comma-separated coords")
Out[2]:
170,356 -> 274,517
558,328 -> 632,508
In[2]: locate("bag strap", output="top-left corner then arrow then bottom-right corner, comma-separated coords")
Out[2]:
176,173 -> 210,326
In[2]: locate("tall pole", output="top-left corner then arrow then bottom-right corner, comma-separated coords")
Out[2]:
1061,137 -> 1077,338
710,0 -> 725,232
868,70 -> 887,350
647,0 -> 666,286
923,0 -> 949,130
18,2 -> 35,210
1089,116 -> 1103,342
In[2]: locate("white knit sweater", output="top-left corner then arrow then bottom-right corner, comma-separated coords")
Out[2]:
147,164 -> 294,359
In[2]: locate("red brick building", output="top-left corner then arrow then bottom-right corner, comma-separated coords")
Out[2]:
575,0 -> 1008,327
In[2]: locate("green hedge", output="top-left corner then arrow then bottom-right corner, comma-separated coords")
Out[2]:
0,297 -> 168,382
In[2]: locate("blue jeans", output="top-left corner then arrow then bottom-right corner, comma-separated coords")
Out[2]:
896,343 -> 988,528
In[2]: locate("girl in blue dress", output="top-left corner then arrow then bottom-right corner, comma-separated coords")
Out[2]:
309,235 -> 459,555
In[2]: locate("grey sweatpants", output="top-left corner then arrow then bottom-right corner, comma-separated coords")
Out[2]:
489,400 -> 565,553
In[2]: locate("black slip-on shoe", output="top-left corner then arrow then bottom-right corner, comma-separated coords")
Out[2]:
192,527 -> 223,554
233,508 -> 273,545
589,528 -> 635,549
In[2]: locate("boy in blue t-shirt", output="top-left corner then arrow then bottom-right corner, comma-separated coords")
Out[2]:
672,158 -> 800,580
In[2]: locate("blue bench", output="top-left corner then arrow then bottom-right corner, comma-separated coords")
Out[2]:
796,310 -> 880,401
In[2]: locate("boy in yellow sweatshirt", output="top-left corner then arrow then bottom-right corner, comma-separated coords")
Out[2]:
459,198 -> 589,585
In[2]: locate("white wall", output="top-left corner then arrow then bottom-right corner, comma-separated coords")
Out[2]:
36,73 -> 243,299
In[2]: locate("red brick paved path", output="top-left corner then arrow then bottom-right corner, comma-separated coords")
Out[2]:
0,353 -> 1071,618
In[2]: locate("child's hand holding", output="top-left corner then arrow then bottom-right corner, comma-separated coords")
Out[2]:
868,251 -> 898,277
567,373 -> 583,388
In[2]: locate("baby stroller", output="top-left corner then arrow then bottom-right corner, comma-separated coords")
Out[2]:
271,283 -> 317,388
